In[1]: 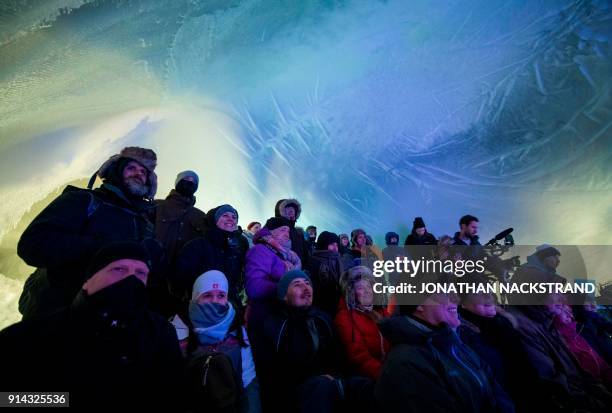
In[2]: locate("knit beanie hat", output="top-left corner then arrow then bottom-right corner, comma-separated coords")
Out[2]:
175,170 -> 199,189
277,270 -> 312,301
192,270 -> 229,301
535,244 -> 561,259
85,241 -> 151,280
264,216 -> 292,231
413,217 -> 426,229
214,204 -> 239,223
316,231 -> 340,250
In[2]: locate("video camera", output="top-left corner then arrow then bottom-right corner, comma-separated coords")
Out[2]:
481,227 -> 521,282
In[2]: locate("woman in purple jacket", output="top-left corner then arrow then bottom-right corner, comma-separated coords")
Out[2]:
245,216 -> 301,363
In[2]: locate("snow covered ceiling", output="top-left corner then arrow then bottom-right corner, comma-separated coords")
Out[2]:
0,0 -> 611,246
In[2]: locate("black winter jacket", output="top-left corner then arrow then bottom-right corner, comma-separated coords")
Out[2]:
0,295 -> 184,409
17,184 -> 156,318
174,227 -> 248,304
375,315 -> 514,413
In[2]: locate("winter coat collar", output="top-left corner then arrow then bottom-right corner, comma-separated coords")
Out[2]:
98,183 -> 153,214
311,250 -> 340,260
379,314 -> 457,347
453,232 -> 479,245
165,189 -> 196,207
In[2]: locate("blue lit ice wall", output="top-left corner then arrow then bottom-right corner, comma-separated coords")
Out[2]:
0,0 -> 611,252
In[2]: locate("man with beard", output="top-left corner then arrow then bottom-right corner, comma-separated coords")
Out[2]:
0,242 -> 184,409
174,204 -> 249,309
258,270 -> 375,413
452,214 -> 482,262
507,245 -> 564,306
155,170 -> 206,265
17,147 -> 161,319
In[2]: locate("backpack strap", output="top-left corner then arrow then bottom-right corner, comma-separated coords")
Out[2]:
62,185 -> 102,219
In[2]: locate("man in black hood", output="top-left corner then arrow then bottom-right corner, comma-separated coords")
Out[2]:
17,147 -> 162,319
0,242 -> 184,409
275,198 -> 310,264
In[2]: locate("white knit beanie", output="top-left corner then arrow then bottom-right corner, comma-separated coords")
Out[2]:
191,270 -> 229,301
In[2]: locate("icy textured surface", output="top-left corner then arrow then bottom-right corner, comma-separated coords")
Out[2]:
0,1 -> 611,303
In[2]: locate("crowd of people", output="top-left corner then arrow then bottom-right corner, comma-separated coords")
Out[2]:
1,146 -> 611,412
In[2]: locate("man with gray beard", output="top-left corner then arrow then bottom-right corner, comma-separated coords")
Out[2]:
17,147 -> 162,319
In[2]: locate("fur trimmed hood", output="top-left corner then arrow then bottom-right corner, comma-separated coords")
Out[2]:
340,265 -> 376,310
274,198 -> 302,221
89,147 -> 158,199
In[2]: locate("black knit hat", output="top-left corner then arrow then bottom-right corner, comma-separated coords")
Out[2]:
85,241 -> 151,280
316,231 -> 340,250
413,217 -> 426,229
264,216 -> 292,231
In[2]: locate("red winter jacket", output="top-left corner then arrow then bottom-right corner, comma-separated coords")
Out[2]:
334,298 -> 390,380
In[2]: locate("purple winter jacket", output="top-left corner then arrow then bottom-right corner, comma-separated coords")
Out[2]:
245,229 -> 287,300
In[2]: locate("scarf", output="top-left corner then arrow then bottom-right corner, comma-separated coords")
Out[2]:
189,302 -> 236,345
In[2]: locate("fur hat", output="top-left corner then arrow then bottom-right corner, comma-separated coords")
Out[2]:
275,198 -> 302,220
89,147 -> 158,199
340,266 -> 375,310
385,231 -> 399,246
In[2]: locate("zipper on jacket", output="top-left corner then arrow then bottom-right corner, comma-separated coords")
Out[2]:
276,319 -> 288,353
451,344 -> 484,392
